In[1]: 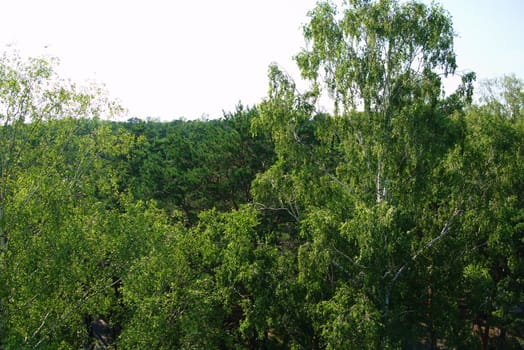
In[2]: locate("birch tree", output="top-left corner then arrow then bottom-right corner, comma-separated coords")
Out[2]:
295,0 -> 456,203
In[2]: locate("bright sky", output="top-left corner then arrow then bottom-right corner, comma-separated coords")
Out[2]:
1,0 -> 523,120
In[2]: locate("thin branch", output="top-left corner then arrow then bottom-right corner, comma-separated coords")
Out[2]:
390,207 -> 463,286
253,202 -> 300,222
30,311 -> 49,342
331,247 -> 367,270
32,337 -> 45,350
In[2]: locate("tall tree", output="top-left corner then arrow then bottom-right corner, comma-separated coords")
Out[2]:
451,77 -> 524,348
295,0 -> 456,203
252,0 -> 473,347
0,53 -> 146,349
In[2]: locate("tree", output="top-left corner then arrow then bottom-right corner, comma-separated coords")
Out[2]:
252,0 -> 473,347
0,52 -> 146,349
449,77 -> 524,348
119,206 -> 303,349
295,0 -> 456,203
120,106 -> 275,224
478,74 -> 524,123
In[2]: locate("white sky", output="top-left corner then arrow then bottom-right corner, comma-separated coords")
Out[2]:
1,0 -> 523,120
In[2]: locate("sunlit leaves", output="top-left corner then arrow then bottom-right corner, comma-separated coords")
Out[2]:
296,0 -> 456,115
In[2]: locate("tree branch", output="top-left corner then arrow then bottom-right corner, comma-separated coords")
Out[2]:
29,311 -> 49,344
391,207 -> 463,285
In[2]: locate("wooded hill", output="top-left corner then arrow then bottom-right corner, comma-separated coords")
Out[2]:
1,0 -> 523,349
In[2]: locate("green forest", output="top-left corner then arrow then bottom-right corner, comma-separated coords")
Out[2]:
1,0 -> 523,349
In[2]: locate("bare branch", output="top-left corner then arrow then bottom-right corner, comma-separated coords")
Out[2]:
29,311 -> 49,343
390,207 -> 463,286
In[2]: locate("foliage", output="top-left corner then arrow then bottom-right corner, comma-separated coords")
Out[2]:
120,104 -> 274,224
1,1 -> 523,348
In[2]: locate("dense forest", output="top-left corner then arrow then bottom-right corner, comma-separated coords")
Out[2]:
1,0 -> 523,349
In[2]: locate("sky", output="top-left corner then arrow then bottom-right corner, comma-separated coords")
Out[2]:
1,0 -> 523,120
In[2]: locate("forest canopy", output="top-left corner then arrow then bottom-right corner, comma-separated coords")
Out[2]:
0,0 -> 523,349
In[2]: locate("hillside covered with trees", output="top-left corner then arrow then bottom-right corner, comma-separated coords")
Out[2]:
1,0 -> 523,349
